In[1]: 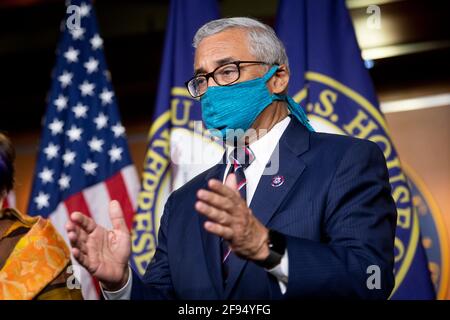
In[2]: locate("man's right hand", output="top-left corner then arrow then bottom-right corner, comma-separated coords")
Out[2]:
65,200 -> 131,291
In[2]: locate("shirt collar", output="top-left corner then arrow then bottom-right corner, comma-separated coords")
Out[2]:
226,116 -> 291,166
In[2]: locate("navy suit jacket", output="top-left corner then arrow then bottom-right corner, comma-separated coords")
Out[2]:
130,117 -> 397,300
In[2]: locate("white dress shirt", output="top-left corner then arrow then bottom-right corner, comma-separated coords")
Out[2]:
103,116 -> 291,299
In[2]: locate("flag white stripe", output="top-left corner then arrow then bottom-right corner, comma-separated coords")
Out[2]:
75,265 -> 99,300
83,182 -> 113,230
121,165 -> 139,210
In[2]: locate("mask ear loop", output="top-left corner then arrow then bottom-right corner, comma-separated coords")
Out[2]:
271,93 -> 314,132
285,95 -> 314,132
263,65 -> 314,131
269,87 -> 315,132
262,65 -> 280,82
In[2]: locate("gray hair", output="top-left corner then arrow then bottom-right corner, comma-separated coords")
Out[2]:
193,17 -> 289,71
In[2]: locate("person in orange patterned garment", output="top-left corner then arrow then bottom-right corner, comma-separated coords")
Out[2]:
0,133 -> 82,300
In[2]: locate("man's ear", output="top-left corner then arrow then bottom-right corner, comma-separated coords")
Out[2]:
267,64 -> 289,94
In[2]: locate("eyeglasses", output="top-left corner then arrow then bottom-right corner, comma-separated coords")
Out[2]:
185,60 -> 270,98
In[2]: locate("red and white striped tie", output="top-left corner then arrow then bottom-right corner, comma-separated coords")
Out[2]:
221,146 -> 255,285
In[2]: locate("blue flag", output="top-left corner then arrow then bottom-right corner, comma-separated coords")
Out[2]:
131,0 -> 219,276
276,0 -> 435,299
28,0 -> 139,299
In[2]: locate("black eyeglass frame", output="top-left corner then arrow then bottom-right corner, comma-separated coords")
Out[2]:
184,60 -> 272,98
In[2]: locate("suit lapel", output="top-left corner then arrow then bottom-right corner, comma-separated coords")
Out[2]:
198,162 -> 226,298
224,117 -> 311,298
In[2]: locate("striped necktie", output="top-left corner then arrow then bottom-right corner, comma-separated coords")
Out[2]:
221,146 -> 255,286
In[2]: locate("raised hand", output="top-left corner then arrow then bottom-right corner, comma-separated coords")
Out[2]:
65,200 -> 131,291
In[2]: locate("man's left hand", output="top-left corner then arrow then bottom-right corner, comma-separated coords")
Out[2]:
195,173 -> 269,262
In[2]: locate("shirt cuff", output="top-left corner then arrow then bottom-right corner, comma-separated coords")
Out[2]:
101,265 -> 133,300
266,250 -> 289,294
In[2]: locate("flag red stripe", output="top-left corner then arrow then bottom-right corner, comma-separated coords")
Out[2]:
64,191 -> 93,219
105,172 -> 134,230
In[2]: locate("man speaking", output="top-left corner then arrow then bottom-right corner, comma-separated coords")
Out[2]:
66,17 -> 397,299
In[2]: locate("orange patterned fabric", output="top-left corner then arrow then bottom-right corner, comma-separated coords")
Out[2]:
0,209 -> 70,300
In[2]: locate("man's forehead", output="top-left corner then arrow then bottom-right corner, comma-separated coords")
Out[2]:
193,28 -> 253,72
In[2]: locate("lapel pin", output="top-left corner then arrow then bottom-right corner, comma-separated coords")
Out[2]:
271,175 -> 285,187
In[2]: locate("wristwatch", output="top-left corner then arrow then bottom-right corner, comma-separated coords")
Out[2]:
255,229 -> 286,270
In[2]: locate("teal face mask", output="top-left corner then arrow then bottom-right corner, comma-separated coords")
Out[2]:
200,65 -> 314,140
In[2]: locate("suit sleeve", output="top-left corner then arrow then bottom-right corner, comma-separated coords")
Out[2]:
130,194 -> 175,300
284,140 -> 397,299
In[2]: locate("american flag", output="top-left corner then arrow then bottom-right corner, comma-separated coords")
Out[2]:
27,0 -> 139,299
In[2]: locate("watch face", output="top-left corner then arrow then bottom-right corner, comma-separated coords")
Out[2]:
268,229 -> 286,255
254,230 -> 286,269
